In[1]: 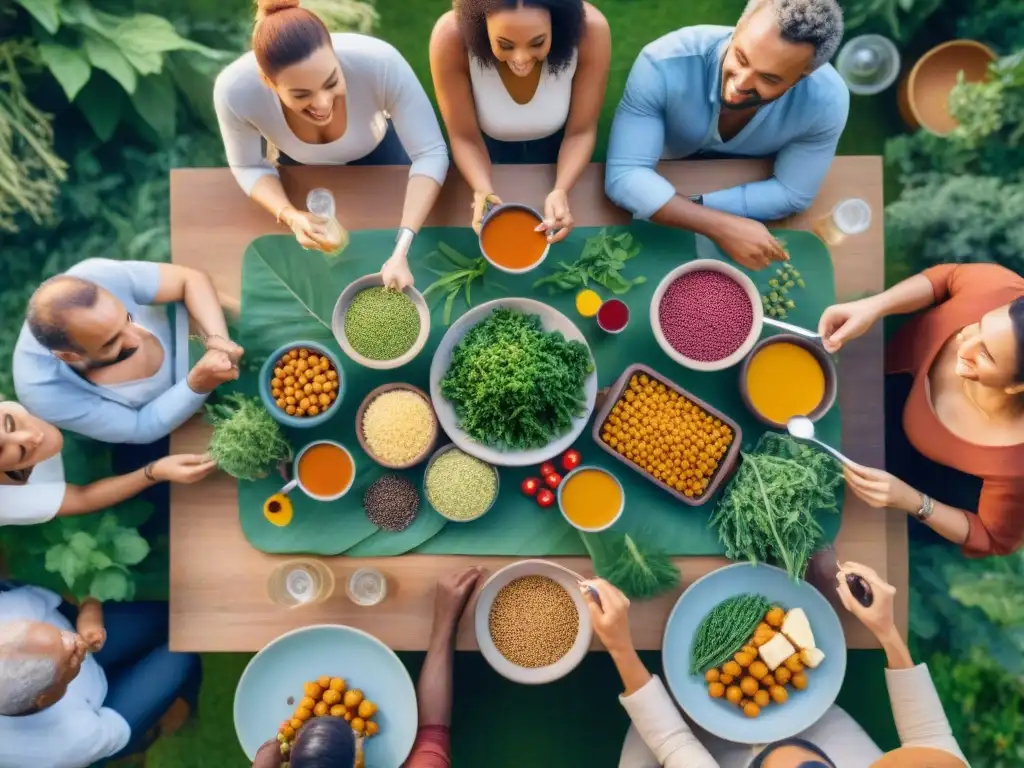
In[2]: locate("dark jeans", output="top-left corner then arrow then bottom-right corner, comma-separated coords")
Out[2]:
112,438 -> 170,540
275,120 -> 412,167
84,601 -> 202,764
483,128 -> 564,164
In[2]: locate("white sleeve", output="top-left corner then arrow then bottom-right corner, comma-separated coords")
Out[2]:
213,67 -> 278,195
379,44 -> 449,185
0,585 -> 62,621
0,481 -> 65,526
886,664 -> 969,764
619,676 -> 720,768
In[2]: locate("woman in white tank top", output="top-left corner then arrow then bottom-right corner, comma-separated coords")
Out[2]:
430,0 -> 610,242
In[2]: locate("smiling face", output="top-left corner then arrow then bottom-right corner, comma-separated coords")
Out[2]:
721,3 -> 814,110
265,42 -> 345,125
0,402 -> 63,474
486,5 -> 552,77
56,289 -> 145,370
955,303 -> 1024,391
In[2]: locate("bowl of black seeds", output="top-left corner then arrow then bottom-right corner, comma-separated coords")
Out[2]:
363,475 -> 421,532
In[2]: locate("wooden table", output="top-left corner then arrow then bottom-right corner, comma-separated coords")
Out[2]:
169,158 -> 905,652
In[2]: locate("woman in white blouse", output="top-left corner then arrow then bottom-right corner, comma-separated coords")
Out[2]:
0,401 -> 215,527
584,565 -> 968,768
214,0 -> 450,289
430,0 -> 610,241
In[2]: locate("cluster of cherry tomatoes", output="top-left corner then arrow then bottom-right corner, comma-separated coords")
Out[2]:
520,449 -> 582,508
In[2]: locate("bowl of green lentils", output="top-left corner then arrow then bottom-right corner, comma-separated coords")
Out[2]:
332,274 -> 431,370
423,444 -> 499,523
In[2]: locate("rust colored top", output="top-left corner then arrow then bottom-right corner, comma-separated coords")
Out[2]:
402,725 -> 451,768
886,263 -> 1024,557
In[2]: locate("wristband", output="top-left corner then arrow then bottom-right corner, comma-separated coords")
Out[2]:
144,463 -> 157,482
689,194 -> 704,206
913,493 -> 934,522
392,227 -> 415,261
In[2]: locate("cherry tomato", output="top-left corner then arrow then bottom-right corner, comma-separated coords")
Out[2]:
536,489 -> 555,508
562,449 -> 581,472
539,462 -> 557,478
544,472 -> 562,489
520,477 -> 541,497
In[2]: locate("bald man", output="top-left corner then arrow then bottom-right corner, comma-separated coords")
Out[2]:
13,259 -> 242,444
0,583 -> 200,768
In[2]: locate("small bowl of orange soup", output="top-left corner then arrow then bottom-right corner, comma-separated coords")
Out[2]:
284,440 -> 356,502
557,466 -> 624,533
478,203 -> 550,274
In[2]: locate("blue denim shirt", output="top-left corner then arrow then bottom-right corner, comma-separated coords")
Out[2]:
605,26 -> 849,221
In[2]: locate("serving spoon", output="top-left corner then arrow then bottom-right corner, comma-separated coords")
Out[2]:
762,316 -> 822,341
786,416 -> 853,467
547,562 -> 605,612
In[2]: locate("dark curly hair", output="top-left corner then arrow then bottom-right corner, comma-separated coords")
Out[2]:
455,0 -> 585,74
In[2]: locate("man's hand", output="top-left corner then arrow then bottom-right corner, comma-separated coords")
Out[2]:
80,626 -> 106,653
710,217 -> 789,271
76,598 -> 106,652
433,566 -> 484,632
203,334 -> 244,364
187,349 -> 238,394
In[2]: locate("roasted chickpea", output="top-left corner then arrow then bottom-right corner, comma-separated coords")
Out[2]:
753,689 -> 770,708
708,682 -> 726,698
303,683 -> 322,700
765,607 -> 785,628
298,349 -> 309,359
774,667 -> 792,685
748,661 -> 769,680
770,685 -> 789,704
365,721 -> 379,736
725,686 -> 743,704
308,405 -> 320,416
329,678 -> 345,693
719,673 -> 735,685
313,701 -> 329,717
330,705 -> 347,718
300,697 -> 315,711
739,676 -> 759,697
722,661 -> 742,678
295,706 -> 313,722
791,673 -> 808,691
734,651 -> 754,668
761,673 -> 776,687
322,689 -> 341,706
705,669 -> 720,684
357,700 -> 377,719
351,717 -> 366,734
785,655 -> 804,674
743,702 -> 761,718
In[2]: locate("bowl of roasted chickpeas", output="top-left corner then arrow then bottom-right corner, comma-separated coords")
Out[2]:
259,341 -> 344,428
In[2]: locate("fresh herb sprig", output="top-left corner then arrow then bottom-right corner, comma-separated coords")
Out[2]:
533,229 -> 646,295
422,242 -> 489,325
761,261 -> 804,319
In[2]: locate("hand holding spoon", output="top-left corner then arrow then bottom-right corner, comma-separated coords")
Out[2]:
763,316 -> 822,341
786,416 -> 853,466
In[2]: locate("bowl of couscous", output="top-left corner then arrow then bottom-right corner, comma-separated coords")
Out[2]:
356,384 -> 438,469
332,274 -> 430,371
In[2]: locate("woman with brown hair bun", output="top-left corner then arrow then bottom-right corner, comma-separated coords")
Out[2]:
214,0 -> 449,289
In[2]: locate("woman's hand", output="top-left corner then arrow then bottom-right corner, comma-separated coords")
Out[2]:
381,253 -> 415,291
471,191 -> 500,234
817,298 -> 879,353
539,188 -> 574,243
835,561 -> 898,640
582,579 -> 634,654
152,454 -> 217,484
844,461 -> 920,513
282,208 -> 339,251
433,566 -> 484,632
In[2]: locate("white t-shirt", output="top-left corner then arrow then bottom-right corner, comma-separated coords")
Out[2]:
0,586 -> 131,768
0,453 -> 66,527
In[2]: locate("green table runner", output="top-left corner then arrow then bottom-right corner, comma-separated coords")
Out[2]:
235,222 -> 842,557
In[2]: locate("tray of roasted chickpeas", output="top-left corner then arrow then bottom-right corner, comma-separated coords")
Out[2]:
592,363 -> 742,505
276,675 -> 380,764
268,345 -> 341,419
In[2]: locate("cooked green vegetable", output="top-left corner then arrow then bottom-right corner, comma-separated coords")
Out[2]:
423,242 -> 490,325
690,593 -> 770,674
533,229 -> 646,295
580,532 -> 680,600
709,433 -> 842,581
761,260 -> 803,319
440,308 -> 593,450
206,394 -> 293,481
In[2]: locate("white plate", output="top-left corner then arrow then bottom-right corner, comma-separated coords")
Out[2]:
429,297 -> 597,467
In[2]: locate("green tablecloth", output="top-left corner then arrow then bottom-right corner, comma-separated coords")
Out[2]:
235,222 -> 842,557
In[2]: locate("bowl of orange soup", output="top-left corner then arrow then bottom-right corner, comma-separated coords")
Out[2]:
283,440 -> 356,502
557,466 -> 624,533
739,334 -> 837,429
479,203 -> 550,274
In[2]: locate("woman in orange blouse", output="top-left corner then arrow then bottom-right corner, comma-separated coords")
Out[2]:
818,263 -> 1024,557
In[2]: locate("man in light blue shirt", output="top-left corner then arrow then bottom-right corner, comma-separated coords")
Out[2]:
606,0 -> 849,270
14,259 -> 242,444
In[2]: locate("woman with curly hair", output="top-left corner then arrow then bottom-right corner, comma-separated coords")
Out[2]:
430,0 -> 610,241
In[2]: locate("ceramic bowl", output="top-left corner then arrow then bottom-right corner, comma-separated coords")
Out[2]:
738,333 -> 838,429
422,443 -> 499,523
474,559 -> 593,684
355,383 -> 438,469
258,340 -> 344,429
651,259 -> 764,372
556,465 -> 625,533
478,203 -> 550,274
331,273 -> 431,370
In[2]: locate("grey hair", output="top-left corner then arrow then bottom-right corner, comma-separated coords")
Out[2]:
741,0 -> 844,70
0,621 -> 58,716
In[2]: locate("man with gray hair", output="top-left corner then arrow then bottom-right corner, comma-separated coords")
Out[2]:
606,0 -> 849,271
0,583 -> 200,767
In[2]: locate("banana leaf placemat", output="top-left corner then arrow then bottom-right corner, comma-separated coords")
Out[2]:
235,222 -> 842,556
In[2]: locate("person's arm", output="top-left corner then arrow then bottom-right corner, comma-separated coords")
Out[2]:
429,14 -> 495,201
252,739 -> 285,768
150,264 -> 231,343
553,7 -> 610,196
958,479 -> 1024,557
702,93 -> 849,220
60,455 -> 214,516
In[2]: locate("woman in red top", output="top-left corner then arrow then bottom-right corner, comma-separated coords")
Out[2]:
818,263 -> 1024,557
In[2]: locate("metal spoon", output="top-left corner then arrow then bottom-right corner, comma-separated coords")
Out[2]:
547,562 -> 604,612
763,316 -> 822,341
787,416 -> 853,466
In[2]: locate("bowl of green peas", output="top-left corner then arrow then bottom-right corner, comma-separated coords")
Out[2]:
331,274 -> 431,370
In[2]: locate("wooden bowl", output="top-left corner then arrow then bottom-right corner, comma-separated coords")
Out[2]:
897,40 -> 996,135
738,333 -> 837,429
355,383 -> 438,470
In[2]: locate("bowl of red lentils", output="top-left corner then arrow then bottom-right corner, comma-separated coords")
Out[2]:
356,383 -> 438,469
651,260 -> 763,372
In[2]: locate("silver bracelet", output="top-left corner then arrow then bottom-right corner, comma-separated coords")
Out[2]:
913,493 -> 934,522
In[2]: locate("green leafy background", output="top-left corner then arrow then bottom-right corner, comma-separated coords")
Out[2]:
235,224 -> 842,557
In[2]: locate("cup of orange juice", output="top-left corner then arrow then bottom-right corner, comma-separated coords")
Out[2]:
557,466 -> 625,532
281,440 -> 356,502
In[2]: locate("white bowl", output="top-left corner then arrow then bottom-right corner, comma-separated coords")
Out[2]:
429,297 -> 598,467
332,274 -> 431,370
475,559 -> 593,685
650,259 -> 764,372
